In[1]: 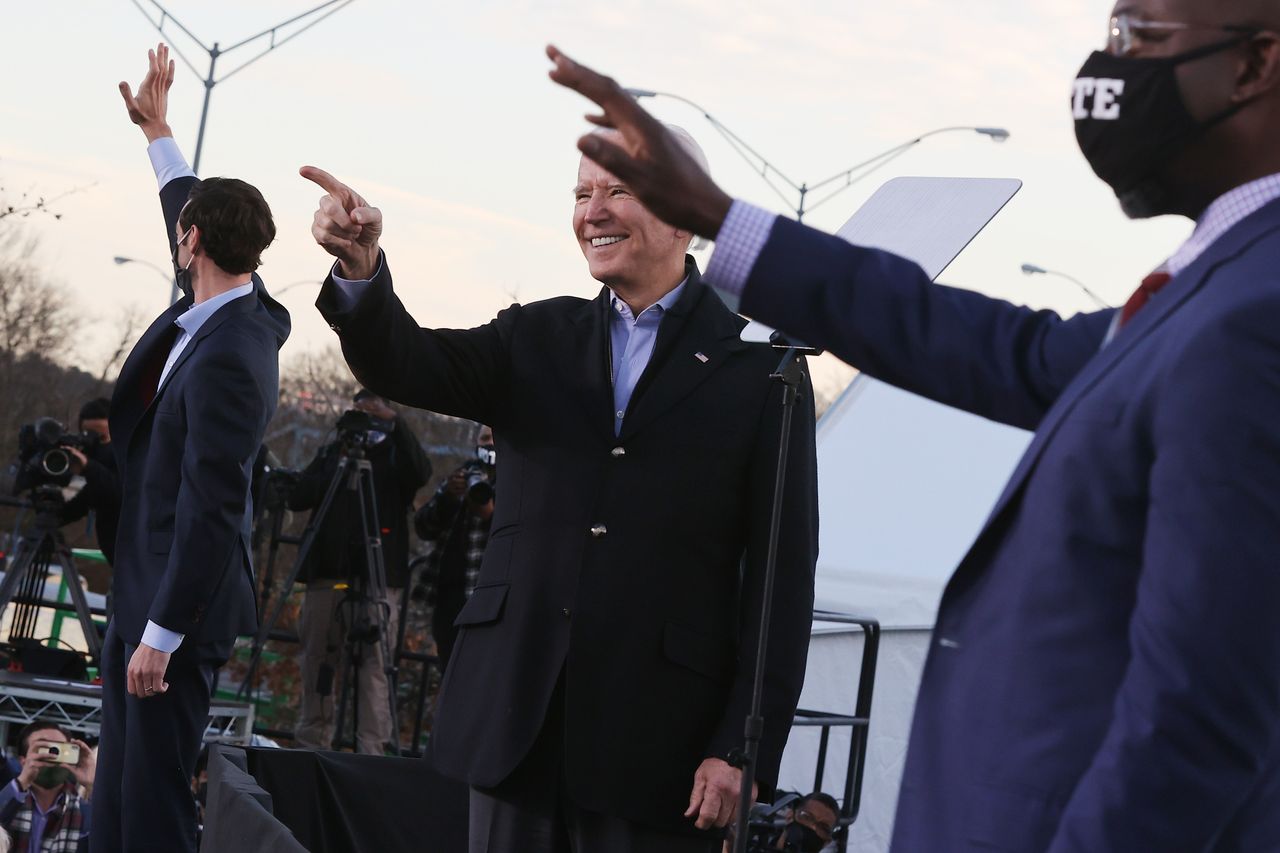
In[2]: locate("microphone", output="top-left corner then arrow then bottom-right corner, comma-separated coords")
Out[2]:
741,320 -> 823,354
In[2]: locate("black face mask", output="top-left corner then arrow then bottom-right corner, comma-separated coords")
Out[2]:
782,822 -> 827,853
1073,37 -> 1249,219
172,225 -> 195,300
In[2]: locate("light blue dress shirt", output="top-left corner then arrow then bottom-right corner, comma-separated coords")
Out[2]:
607,280 -> 686,434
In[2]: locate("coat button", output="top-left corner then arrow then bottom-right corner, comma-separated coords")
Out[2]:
329,322 -> 341,332
610,447 -> 626,458
589,524 -> 607,538
562,608 -> 571,618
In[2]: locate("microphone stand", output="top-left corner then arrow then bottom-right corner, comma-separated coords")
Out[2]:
731,334 -> 818,853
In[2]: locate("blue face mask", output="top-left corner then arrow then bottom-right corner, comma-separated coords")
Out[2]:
172,225 -> 195,299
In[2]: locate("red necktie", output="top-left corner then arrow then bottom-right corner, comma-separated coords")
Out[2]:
1117,271 -> 1173,329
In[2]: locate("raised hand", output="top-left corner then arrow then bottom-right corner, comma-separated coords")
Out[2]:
119,43 -> 175,142
300,166 -> 384,281
546,45 -> 733,239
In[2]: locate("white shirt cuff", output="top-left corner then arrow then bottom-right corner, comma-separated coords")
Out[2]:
329,256 -> 385,310
702,200 -> 778,313
141,620 -> 185,653
147,136 -> 197,191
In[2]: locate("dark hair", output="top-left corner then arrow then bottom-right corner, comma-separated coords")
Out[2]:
799,791 -> 840,817
78,397 -> 110,424
16,721 -> 71,756
178,177 -> 276,275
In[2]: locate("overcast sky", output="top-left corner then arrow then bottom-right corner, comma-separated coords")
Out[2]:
3,0 -> 1190,397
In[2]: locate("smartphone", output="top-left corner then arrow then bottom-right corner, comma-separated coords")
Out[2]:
34,743 -> 79,765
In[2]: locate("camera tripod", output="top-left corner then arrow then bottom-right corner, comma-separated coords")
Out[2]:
237,443 -> 400,754
0,487 -> 102,663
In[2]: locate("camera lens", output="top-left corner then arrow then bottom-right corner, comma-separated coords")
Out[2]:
41,449 -> 70,477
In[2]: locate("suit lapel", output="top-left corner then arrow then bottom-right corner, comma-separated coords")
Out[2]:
965,201 -> 1280,562
564,288 -> 616,440
618,277 -> 747,441
111,298 -> 191,452
152,288 -> 255,401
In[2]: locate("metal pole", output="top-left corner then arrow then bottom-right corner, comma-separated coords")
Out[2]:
191,44 -> 220,177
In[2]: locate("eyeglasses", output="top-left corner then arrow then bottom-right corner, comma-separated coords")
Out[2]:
796,808 -> 836,838
1108,13 -> 1257,55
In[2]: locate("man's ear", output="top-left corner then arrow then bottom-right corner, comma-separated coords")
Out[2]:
1235,32 -> 1280,101
186,225 -> 202,257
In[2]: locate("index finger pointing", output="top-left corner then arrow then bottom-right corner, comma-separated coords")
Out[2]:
299,165 -> 351,199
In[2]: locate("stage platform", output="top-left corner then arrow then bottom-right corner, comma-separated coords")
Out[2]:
0,670 -> 254,745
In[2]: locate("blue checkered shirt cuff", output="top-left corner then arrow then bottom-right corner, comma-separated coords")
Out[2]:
703,200 -> 778,313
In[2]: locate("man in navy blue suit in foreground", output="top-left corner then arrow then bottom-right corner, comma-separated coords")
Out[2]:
94,45 -> 290,853
550,0 -> 1280,847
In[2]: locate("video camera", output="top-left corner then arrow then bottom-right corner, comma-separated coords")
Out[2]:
334,409 -> 394,452
13,417 -> 101,494
741,794 -> 833,852
461,443 -> 496,506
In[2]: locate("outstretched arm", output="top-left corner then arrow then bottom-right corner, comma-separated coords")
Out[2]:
120,43 -> 196,250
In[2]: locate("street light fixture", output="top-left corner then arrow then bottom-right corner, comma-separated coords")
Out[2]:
273,279 -> 322,298
624,88 -> 1010,222
1020,263 -> 1110,308
113,256 -> 176,300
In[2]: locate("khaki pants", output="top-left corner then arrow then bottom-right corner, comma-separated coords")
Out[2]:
294,582 -> 402,755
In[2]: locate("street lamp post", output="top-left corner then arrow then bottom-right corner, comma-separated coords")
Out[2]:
1021,262 -> 1110,308
625,88 -> 1009,222
130,0 -> 355,174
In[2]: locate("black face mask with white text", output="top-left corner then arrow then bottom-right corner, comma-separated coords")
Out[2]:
1073,37 -> 1249,218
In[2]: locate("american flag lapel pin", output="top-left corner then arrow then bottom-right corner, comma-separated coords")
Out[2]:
694,352 -> 709,363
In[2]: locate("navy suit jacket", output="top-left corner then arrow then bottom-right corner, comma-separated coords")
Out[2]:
737,200 -> 1280,852
109,176 -> 290,650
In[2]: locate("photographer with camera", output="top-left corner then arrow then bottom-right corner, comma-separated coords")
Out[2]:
288,389 -> 431,754
60,399 -> 121,566
0,722 -> 96,852
770,793 -> 838,853
414,424 -> 494,671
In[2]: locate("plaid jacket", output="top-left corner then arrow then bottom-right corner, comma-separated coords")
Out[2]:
0,782 -> 88,853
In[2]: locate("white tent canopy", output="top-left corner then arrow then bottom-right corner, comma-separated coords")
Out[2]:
812,376 -> 1031,629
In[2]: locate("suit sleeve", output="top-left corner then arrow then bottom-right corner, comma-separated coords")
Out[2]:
1047,299 -> 1280,851
147,334 -> 274,635
738,217 -> 1114,431
315,254 -> 516,428
706,354 -> 819,794
159,175 -> 199,253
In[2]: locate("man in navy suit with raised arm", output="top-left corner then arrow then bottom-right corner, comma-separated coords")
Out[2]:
93,45 -> 290,853
548,0 -> 1280,847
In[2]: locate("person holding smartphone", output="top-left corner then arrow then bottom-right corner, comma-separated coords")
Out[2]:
0,722 -> 95,852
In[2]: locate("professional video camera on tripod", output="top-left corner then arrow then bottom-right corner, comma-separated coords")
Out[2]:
0,418 -> 105,676
238,391 -> 430,755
